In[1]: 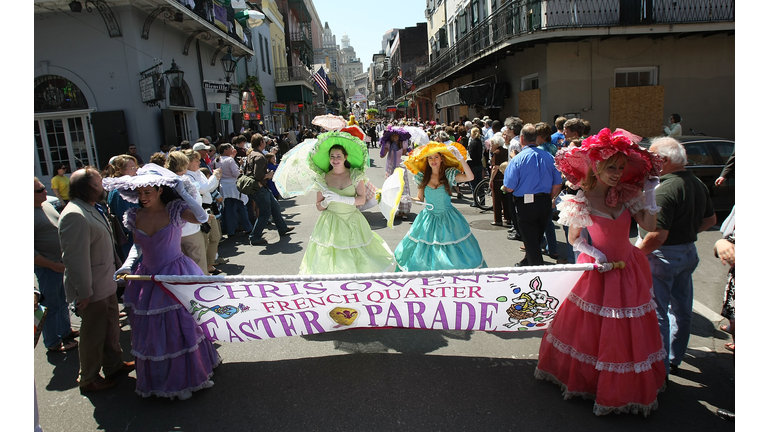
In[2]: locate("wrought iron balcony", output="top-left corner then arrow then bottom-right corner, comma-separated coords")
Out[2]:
274,66 -> 313,86
169,0 -> 253,51
415,0 -> 734,88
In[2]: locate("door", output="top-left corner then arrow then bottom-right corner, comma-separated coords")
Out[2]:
197,111 -> 215,141
161,109 -> 179,148
91,110 -> 129,169
34,113 -> 99,187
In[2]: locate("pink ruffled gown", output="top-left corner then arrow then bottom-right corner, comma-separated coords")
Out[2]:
534,191 -> 666,416
123,200 -> 221,400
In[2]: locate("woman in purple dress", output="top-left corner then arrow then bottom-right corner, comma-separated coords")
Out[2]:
380,126 -> 412,219
107,164 -> 221,400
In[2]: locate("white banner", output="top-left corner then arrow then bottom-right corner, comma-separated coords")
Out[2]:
155,265 -> 597,342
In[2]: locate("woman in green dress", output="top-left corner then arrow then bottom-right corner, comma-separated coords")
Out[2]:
299,133 -> 395,275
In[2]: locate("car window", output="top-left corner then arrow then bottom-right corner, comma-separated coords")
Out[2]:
684,143 -> 714,166
712,141 -> 734,161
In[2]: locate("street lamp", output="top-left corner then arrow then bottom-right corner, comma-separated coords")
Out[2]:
163,59 -> 184,88
220,47 -> 237,135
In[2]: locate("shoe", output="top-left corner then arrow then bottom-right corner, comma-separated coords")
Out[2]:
213,257 -> 229,265
490,222 -> 503,226
504,221 -> 512,227
48,340 -> 78,352
669,364 -> 680,374
279,227 -> 295,236
209,268 -> 223,275
470,203 -> 478,208
119,311 -> 128,318
105,361 -> 135,380
456,193 -> 464,199
515,259 -> 529,267
507,227 -> 515,233
64,330 -> 80,340
250,238 -> 268,246
507,233 -> 522,241
716,408 -> 735,421
80,377 -> 118,393
519,245 -> 526,251
719,324 -> 731,333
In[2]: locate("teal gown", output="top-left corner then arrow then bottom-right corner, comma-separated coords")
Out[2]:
299,171 -> 395,275
394,168 -> 487,271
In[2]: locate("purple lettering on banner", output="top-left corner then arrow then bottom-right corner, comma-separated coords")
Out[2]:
286,283 -> 301,295
341,281 -> 372,292
253,316 -> 278,338
422,277 -> 446,286
303,282 -> 326,294
195,285 -> 223,302
430,302 -> 449,329
479,302 -> 499,331
452,275 -> 480,284
455,302 -> 476,330
297,310 -> 324,334
406,301 -> 427,328
374,279 -> 412,288
385,303 -> 403,327
276,313 -> 298,336
365,304 -> 383,326
226,321 -> 245,342
199,316 -> 219,340
486,274 -> 509,283
225,284 -> 256,299
239,321 -> 263,340
258,284 -> 285,298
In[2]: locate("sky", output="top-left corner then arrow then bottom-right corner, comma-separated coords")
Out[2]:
312,0 -> 428,70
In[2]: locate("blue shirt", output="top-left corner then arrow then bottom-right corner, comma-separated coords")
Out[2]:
503,145 -> 562,197
551,132 -> 565,146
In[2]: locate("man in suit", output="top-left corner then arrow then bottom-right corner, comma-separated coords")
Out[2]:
59,167 -> 134,392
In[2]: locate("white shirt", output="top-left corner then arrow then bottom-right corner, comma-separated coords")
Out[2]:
185,169 -> 219,205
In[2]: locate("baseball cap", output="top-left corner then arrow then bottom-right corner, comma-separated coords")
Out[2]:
192,143 -> 211,151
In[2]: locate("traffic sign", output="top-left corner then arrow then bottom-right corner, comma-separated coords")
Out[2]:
220,103 -> 232,120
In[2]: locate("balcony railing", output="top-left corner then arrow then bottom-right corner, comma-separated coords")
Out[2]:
275,66 -> 313,86
171,0 -> 253,51
415,0 -> 734,88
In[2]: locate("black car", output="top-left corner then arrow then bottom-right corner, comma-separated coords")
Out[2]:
639,136 -> 734,214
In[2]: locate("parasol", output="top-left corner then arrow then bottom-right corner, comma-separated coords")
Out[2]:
273,139 -> 323,198
351,92 -> 367,102
378,168 -> 430,228
312,114 -> 347,131
402,126 -> 429,146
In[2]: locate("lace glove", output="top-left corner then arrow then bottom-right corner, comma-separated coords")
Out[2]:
175,178 -> 208,223
322,190 -> 356,206
644,176 -> 660,214
573,237 -> 607,266
114,244 -> 142,283
446,145 -> 465,162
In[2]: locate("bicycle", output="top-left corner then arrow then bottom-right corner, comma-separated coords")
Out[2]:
473,177 -> 493,211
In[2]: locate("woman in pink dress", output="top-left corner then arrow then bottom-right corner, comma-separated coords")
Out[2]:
105,164 -> 221,400
534,128 -> 666,416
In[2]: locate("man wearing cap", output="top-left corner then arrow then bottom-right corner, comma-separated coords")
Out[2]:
502,124 -> 562,267
193,141 -> 212,171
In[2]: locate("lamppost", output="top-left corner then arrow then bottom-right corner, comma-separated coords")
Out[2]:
220,46 -> 237,136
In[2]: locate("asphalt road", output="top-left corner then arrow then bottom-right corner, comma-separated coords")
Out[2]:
34,151 -> 735,431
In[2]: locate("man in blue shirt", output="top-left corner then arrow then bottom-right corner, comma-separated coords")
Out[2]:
503,124 -> 563,266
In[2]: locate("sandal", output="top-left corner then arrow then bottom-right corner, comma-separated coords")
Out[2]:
210,268 -> 223,275
719,324 -> 731,333
48,340 -> 78,352
724,342 -> 735,352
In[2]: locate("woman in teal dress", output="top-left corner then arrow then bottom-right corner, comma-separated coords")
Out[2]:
299,133 -> 395,275
394,142 -> 487,271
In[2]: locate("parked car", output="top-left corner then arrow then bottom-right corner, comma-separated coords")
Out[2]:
639,135 -> 734,214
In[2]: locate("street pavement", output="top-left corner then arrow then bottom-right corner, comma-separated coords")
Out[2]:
34,150 -> 735,431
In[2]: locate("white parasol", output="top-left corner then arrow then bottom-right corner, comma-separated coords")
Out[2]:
311,114 -> 347,131
378,168 -> 430,228
402,126 -> 430,146
351,92 -> 367,102
273,139 -> 323,198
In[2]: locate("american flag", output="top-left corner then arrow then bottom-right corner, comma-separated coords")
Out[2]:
312,67 -> 330,94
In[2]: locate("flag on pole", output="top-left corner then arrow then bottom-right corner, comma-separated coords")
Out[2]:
312,67 -> 329,94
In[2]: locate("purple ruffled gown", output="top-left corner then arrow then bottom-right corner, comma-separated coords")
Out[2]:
123,200 -> 221,399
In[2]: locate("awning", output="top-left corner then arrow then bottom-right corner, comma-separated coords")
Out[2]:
435,82 -> 508,110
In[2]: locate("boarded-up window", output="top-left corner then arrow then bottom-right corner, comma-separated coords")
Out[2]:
609,86 -> 664,138
518,89 -> 541,124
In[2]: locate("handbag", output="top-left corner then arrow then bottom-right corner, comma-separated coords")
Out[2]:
236,173 -> 260,195
109,212 -> 129,246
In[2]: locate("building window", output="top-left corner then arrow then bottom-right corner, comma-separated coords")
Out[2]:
615,67 -> 658,87
265,42 -> 271,75
521,73 -> 539,91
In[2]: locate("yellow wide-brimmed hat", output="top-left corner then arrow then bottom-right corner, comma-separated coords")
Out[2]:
404,141 -> 468,175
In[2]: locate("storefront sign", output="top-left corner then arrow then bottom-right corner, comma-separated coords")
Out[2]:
139,74 -> 162,104
272,103 -> 286,113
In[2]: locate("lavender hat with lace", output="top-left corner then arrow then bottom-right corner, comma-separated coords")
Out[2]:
101,163 -> 196,204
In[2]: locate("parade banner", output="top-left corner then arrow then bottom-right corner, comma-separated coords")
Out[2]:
151,265 -> 604,343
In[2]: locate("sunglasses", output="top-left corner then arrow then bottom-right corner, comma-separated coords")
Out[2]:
35,187 -> 46,193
